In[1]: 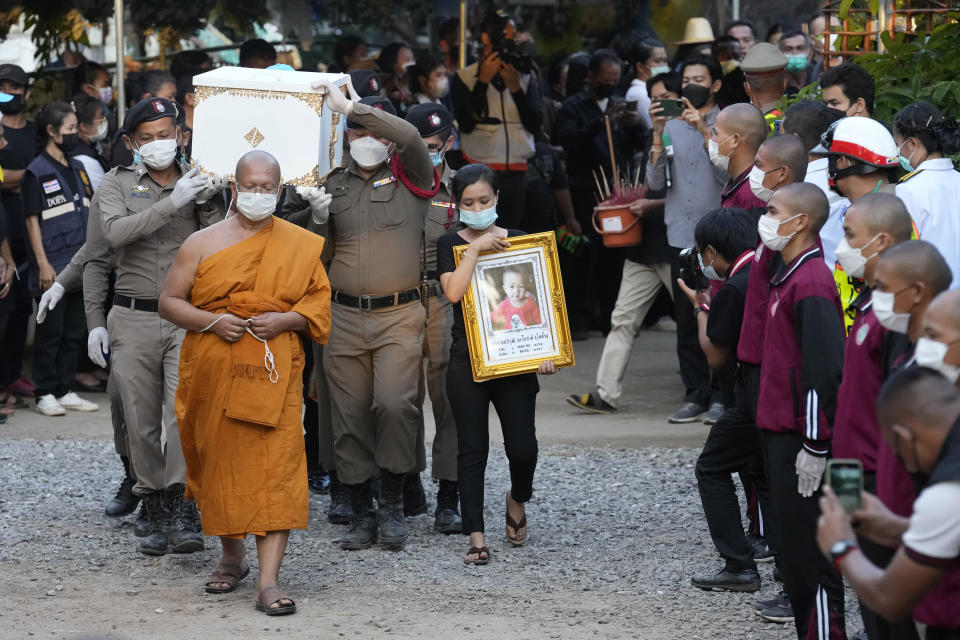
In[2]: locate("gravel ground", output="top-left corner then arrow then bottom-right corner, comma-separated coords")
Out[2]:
2,438 -> 859,639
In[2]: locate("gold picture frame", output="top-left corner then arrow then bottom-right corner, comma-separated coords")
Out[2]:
453,232 -> 575,382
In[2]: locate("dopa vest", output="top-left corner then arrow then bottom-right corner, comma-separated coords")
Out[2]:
26,153 -> 92,274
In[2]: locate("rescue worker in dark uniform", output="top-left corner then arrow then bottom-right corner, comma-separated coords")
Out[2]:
96,97 -> 224,556
404,103 -> 462,534
309,79 -> 437,552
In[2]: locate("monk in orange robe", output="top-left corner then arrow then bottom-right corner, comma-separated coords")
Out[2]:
159,150 -> 330,616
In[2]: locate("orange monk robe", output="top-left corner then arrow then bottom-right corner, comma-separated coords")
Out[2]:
176,218 -> 330,538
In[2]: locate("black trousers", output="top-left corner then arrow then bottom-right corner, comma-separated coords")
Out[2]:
695,401 -> 773,572
0,275 -> 30,389
447,341 -> 538,534
494,169 -> 527,230
33,290 -> 86,398
302,337 -> 322,473
857,471 -> 919,640
670,256 -> 711,406
760,430 -> 846,640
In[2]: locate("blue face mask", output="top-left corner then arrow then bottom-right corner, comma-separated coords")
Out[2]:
430,152 -> 444,167
459,203 -> 498,230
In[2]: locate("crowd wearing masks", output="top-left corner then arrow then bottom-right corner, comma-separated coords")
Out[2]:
2,8 -> 960,632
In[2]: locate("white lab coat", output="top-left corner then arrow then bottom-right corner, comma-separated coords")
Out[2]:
805,158 -> 850,267
896,157 -> 960,287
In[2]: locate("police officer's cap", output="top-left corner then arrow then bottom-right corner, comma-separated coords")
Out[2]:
124,97 -> 179,133
741,43 -> 788,77
405,103 -> 453,138
349,70 -> 383,99
348,96 -> 396,129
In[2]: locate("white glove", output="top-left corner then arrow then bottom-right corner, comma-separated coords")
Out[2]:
170,167 -> 208,209
87,327 -> 110,369
296,186 -> 333,225
796,449 -> 827,498
36,281 -> 65,324
196,175 -> 226,204
309,78 -> 359,115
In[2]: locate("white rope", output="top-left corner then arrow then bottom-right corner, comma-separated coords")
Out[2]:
199,313 -> 279,384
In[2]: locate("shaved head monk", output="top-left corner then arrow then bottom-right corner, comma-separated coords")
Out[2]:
159,150 -> 331,616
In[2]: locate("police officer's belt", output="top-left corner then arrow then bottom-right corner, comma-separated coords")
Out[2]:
332,288 -> 421,311
113,294 -> 159,313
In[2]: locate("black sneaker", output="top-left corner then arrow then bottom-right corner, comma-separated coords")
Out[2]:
308,469 -> 331,494
756,592 -> 794,623
668,402 -> 708,423
701,402 -> 725,425
746,533 -> 774,563
691,568 -> 761,592
565,392 -> 616,415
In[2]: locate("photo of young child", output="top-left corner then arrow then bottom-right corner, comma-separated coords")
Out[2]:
486,263 -> 543,331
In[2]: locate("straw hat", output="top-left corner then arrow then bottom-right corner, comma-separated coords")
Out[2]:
672,17 -> 715,45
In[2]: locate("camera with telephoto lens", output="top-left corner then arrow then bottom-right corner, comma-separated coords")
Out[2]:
679,247 -> 709,290
492,37 -> 534,74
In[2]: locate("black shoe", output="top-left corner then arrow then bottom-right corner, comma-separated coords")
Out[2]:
701,402 -> 725,425
755,592 -> 794,623
668,402 -> 708,423
327,472 -> 353,525
133,503 -> 150,537
138,491 -> 170,556
379,471 -> 409,548
165,487 -> 204,554
308,469 -> 331,494
105,477 -> 140,517
402,472 -> 428,517
434,480 -> 462,534
746,533 -> 774,563
565,392 -> 616,415
341,481 -> 377,550
691,568 -> 761,592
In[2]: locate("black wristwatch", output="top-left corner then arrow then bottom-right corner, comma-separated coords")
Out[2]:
829,539 -> 858,570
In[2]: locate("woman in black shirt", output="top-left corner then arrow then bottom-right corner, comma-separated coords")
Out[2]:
437,164 -> 557,565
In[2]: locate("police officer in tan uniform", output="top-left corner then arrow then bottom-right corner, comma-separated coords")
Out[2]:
404,103 -> 462,534
310,79 -> 436,551
96,97 -> 223,556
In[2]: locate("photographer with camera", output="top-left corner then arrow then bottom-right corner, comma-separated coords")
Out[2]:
673,208 -> 774,594
451,10 -> 542,229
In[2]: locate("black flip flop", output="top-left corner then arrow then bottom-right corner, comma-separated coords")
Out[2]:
464,546 -> 490,565
204,563 -> 250,594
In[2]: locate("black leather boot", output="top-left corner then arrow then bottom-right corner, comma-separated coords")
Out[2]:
165,486 -> 204,554
327,471 -> 353,525
402,472 -> 428,517
340,481 -> 377,550
433,480 -> 463,534
378,471 -> 408,549
105,476 -> 140,517
138,491 -> 170,556
133,503 -> 150,537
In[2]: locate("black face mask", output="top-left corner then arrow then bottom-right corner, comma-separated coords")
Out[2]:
56,133 -> 79,153
594,83 -> 616,99
0,93 -> 23,115
682,84 -> 712,109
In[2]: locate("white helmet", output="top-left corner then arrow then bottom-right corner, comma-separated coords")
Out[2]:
812,116 -> 900,169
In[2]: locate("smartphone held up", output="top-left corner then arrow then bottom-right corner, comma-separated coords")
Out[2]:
826,459 -> 863,514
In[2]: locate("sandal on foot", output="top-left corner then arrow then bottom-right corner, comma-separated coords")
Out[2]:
255,586 -> 297,616
505,492 -> 528,547
204,562 -> 250,594
464,546 -> 490,565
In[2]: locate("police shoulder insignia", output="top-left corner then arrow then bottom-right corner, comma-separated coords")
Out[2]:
898,168 -> 924,183
855,322 -> 869,346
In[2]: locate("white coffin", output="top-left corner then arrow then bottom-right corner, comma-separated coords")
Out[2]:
190,66 -> 349,186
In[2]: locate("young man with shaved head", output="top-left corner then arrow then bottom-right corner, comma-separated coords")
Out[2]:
830,193 -> 919,639
917,290 -> 960,386
160,149 -> 332,615
818,367 -> 960,636
750,134 -> 809,206
753,182 -> 848,636
709,103 -> 768,210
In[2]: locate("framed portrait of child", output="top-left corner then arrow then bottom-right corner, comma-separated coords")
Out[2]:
453,232 -> 575,381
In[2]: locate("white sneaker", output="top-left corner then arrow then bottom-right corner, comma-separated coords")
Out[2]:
58,391 -> 99,412
36,394 -> 66,416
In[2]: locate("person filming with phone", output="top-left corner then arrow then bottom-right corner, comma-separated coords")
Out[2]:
818,366 -> 960,638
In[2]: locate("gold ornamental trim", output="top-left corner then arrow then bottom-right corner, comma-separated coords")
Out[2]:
193,85 -> 325,117
194,162 -> 320,187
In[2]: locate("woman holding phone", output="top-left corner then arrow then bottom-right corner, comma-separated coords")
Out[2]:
437,163 -> 557,566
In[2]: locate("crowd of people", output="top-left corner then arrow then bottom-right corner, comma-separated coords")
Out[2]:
1,7 -> 959,635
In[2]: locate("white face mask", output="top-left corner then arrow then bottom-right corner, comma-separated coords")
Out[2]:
708,135 -> 734,171
136,138 -> 178,170
349,136 -> 390,169
834,234 -> 880,280
430,76 -> 450,98
871,289 -> 911,334
235,188 -> 278,221
757,213 -> 801,252
915,337 -> 960,383
90,119 -> 109,143
749,165 -> 776,203
649,65 -> 670,77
